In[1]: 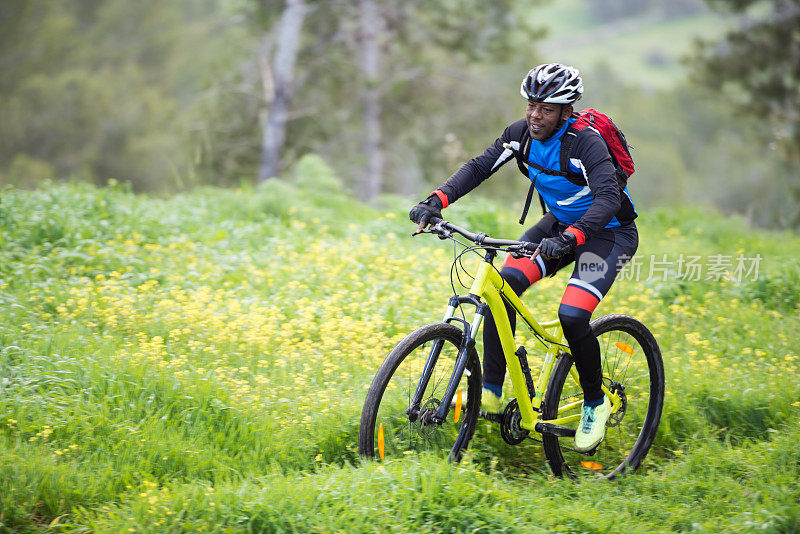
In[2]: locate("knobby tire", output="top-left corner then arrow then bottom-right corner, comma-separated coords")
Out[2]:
542,314 -> 665,480
358,322 -> 481,462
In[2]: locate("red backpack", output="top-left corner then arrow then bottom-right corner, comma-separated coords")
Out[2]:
569,108 -> 634,179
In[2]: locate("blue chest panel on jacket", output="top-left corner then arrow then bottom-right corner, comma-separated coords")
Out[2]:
528,118 -> 625,228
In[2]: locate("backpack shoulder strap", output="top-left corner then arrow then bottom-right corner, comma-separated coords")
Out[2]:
559,115 -> 589,177
514,134 -> 531,177
509,130 -> 547,224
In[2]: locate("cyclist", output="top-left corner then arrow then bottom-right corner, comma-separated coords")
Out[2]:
409,63 -> 638,452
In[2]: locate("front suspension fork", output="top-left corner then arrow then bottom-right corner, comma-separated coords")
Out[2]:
407,296 -> 487,424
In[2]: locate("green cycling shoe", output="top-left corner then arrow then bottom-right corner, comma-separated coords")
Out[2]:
480,387 -> 504,415
574,395 -> 611,452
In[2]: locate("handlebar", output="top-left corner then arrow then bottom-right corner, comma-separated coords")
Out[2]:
423,217 -> 539,256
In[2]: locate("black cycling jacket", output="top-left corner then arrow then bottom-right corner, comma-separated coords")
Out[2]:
433,118 -> 637,241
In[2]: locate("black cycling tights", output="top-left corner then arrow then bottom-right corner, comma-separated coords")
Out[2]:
482,213 -> 638,403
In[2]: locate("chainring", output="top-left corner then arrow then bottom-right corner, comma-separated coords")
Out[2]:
500,399 -> 529,445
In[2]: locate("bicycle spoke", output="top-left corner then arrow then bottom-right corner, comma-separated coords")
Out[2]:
360,323 -> 481,461
542,315 -> 664,480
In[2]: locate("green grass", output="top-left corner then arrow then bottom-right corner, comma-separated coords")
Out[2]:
0,179 -> 799,532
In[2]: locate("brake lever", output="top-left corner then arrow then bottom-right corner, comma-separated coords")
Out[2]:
507,242 -> 539,259
411,222 -> 450,239
508,245 -> 528,259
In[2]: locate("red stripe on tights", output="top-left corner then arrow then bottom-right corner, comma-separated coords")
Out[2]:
560,285 -> 600,313
502,255 -> 542,285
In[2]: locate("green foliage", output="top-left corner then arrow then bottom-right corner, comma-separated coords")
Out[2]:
690,0 -> 800,166
1,0 -> 799,229
0,0 -> 251,192
0,155 -> 57,188
733,264 -> 800,310
0,182 -> 799,531
292,154 -> 343,194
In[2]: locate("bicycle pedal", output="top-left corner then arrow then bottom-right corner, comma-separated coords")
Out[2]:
580,438 -> 604,456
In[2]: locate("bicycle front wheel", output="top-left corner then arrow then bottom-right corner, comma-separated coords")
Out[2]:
358,322 -> 481,462
542,314 -> 665,480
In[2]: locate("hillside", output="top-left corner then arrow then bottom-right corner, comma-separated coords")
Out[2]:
1,175 -> 799,532
533,0 -> 740,89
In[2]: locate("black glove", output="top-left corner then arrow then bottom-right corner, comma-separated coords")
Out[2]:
538,230 -> 578,259
409,195 -> 443,228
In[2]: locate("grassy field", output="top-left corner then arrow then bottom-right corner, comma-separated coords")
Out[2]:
1,176 -> 799,532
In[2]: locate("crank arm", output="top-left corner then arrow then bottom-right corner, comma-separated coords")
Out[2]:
534,422 -> 577,438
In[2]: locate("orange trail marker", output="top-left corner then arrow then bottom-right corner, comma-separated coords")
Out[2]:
378,423 -> 384,460
615,342 -> 634,355
455,389 -> 463,423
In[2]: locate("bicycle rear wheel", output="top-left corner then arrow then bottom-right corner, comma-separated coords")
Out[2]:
358,322 -> 481,462
542,314 -> 664,480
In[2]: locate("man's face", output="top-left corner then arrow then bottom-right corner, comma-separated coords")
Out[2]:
526,101 -> 571,141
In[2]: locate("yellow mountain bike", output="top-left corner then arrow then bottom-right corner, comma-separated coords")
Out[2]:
358,218 -> 665,479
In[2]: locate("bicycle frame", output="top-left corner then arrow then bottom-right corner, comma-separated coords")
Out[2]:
416,248 -> 619,434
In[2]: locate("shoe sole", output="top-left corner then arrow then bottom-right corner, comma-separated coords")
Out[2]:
574,430 -> 605,453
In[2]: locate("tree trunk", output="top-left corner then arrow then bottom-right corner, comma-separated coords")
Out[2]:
358,0 -> 383,201
259,0 -> 307,182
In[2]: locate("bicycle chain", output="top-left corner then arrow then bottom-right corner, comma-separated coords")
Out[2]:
559,391 -> 582,402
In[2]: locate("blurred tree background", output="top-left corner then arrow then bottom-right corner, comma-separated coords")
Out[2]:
1,0 -> 798,228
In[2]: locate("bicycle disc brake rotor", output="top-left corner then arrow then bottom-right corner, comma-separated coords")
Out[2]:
607,381 -> 627,427
500,399 -> 529,445
418,398 -> 442,436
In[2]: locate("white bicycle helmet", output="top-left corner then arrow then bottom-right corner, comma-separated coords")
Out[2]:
520,63 -> 583,104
